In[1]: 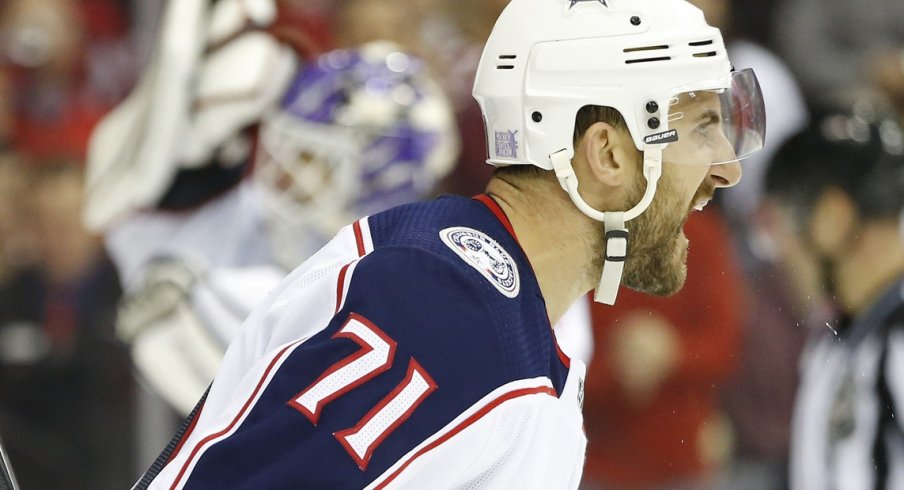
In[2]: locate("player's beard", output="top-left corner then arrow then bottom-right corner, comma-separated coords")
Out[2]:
618,167 -> 712,296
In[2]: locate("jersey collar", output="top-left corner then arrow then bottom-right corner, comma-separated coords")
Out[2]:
473,194 -> 519,243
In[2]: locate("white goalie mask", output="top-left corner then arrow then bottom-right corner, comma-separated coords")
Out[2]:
254,41 -> 459,268
472,0 -> 766,304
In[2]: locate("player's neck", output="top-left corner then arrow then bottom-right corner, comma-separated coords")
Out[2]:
486,174 -> 600,324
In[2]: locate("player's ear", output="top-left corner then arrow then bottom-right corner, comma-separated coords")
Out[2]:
809,187 -> 857,257
579,121 -> 635,188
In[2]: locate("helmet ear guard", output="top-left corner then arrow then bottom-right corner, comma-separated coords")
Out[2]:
473,0 -> 765,304
550,147 -> 662,304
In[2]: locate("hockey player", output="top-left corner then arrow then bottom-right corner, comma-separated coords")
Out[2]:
763,103 -> 904,489
134,0 -> 765,488
84,0 -> 458,416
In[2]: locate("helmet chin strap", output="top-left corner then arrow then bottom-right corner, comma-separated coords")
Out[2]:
549,147 -> 663,304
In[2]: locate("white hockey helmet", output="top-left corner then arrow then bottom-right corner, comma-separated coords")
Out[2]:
473,0 -> 766,303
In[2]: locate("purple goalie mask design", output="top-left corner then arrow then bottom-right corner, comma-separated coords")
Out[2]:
254,41 -> 458,243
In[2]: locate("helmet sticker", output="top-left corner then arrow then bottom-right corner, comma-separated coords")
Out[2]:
440,227 -> 521,298
495,130 -> 520,159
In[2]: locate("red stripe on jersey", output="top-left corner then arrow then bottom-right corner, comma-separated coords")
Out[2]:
474,194 -> 518,243
555,338 -> 571,369
371,384 -> 557,489
335,262 -> 352,314
166,401 -> 206,464
169,340 -> 303,490
353,220 -> 366,257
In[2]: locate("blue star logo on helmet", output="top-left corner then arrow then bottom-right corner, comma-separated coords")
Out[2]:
568,0 -> 608,8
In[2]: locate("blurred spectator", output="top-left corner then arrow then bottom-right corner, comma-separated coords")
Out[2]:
335,0 -> 432,52
0,73 -> 12,147
0,159 -> 133,490
0,153 -> 39,343
0,0 -> 136,159
728,0 -> 780,49
581,207 -> 744,490
0,152 -> 38,280
0,1 -> 140,487
774,0 -> 904,116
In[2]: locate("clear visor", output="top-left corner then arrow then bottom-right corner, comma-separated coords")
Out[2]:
661,68 -> 766,165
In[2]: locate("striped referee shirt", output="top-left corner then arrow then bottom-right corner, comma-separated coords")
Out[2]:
790,279 -> 904,490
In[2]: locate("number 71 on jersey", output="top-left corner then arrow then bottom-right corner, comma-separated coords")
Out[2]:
288,313 -> 437,471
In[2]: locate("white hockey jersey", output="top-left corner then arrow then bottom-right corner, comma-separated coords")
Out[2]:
136,195 -> 587,489
105,182 -> 328,287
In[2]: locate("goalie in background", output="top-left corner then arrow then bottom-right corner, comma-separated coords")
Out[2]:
83,0 -> 459,417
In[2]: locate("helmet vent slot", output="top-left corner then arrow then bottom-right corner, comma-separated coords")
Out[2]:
693,51 -> 718,58
497,54 -> 517,69
625,56 -> 671,64
623,45 -> 671,63
623,45 -> 669,53
689,40 -> 714,46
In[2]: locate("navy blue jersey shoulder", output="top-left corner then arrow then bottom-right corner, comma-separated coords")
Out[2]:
180,196 -> 570,489
367,195 -> 568,391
